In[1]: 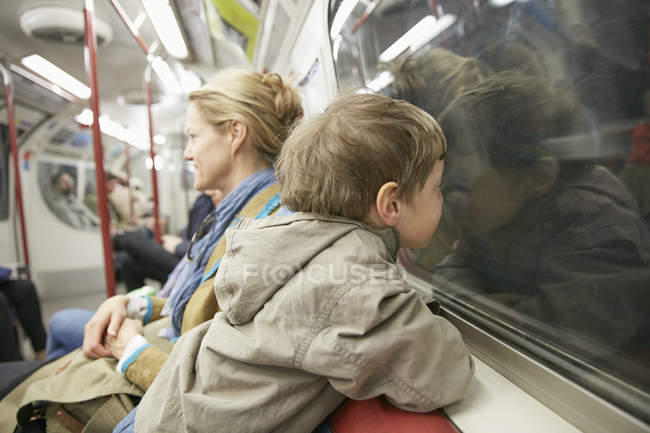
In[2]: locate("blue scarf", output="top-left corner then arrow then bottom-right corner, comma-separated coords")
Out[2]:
165,168 -> 277,336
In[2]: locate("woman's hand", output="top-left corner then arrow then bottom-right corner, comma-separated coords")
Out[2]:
105,318 -> 144,359
82,295 -> 130,358
162,234 -> 183,254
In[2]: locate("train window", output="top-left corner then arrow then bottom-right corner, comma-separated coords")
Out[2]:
38,160 -> 99,230
329,0 -> 649,422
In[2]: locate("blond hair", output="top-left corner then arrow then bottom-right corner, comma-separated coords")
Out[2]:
391,48 -> 492,117
189,69 -> 303,165
276,93 -> 446,220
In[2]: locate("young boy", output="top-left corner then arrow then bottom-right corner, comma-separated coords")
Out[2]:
127,93 -> 473,433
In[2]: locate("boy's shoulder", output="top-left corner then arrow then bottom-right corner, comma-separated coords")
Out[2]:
236,212 -> 399,254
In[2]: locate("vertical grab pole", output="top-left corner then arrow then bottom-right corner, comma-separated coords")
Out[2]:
124,143 -> 134,221
0,62 -> 31,277
144,62 -> 161,243
84,0 -> 115,297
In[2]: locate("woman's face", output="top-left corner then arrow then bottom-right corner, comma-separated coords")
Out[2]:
184,102 -> 232,192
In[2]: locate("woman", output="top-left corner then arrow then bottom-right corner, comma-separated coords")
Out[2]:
0,68 -> 303,433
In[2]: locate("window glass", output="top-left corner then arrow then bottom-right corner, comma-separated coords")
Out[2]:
39,161 -> 99,230
329,0 -> 650,419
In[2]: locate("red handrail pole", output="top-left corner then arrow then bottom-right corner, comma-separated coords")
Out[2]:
1,63 -> 31,277
145,64 -> 161,243
84,0 -> 115,297
124,144 -> 134,220
107,0 -> 150,55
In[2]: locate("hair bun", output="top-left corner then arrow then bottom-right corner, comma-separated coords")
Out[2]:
261,73 -> 303,130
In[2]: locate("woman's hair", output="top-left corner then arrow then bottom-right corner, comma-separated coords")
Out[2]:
390,48 -> 492,118
189,69 -> 303,165
276,93 -> 446,220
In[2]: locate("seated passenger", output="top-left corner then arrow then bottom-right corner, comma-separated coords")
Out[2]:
45,190 -> 219,360
433,72 -> 650,366
0,68 -> 304,433
49,171 -> 99,229
112,189 -> 222,291
120,93 -> 473,433
0,268 -> 46,362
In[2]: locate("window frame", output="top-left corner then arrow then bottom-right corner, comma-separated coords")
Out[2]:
403,270 -> 650,433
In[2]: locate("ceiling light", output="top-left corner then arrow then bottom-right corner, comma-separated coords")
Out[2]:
75,108 -> 149,150
330,0 -> 359,39
366,71 -> 394,92
378,14 -> 456,63
21,54 -> 91,99
152,57 -> 182,94
489,0 -> 516,6
153,134 -> 167,145
141,0 -> 188,59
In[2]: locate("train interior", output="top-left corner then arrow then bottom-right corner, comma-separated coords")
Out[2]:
0,0 -> 648,432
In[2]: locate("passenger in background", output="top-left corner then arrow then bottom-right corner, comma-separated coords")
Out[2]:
49,171 -> 99,229
120,92 -> 472,433
620,89 -> 650,228
0,68 -> 304,433
46,190 -> 220,359
0,267 -> 46,362
434,72 -> 650,377
105,171 -> 148,229
113,189 -> 222,291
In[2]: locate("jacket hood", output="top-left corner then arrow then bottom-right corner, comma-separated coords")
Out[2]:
213,212 -> 400,325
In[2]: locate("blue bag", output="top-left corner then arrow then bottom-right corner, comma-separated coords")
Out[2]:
0,266 -> 11,284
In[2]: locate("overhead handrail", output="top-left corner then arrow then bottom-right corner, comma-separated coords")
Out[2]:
84,0 -> 116,297
0,61 -> 31,277
107,0 -> 162,243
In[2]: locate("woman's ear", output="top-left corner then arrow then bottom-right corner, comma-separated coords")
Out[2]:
228,120 -> 249,156
521,156 -> 558,199
373,181 -> 402,227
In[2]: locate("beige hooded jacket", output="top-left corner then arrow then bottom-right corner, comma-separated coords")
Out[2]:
136,213 -> 473,433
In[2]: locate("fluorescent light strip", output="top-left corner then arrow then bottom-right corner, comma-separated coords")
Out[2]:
378,14 -> 456,63
141,0 -> 188,59
366,71 -> 394,92
489,0 -> 516,6
152,57 -> 182,94
21,54 -> 91,99
75,108 -> 149,150
330,0 -> 359,39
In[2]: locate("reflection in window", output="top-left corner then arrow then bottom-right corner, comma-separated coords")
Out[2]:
39,162 -> 99,230
330,0 -> 650,418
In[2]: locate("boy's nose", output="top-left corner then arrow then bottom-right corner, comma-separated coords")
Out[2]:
182,146 -> 193,160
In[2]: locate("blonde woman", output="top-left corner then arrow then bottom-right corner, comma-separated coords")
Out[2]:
0,69 -> 303,433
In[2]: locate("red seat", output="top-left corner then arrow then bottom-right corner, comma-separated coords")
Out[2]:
329,397 -> 460,433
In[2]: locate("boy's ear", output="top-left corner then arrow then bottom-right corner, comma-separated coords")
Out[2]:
520,156 -> 558,199
374,181 -> 402,227
228,120 -> 248,156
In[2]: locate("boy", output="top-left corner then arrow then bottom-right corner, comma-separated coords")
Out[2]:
127,93 -> 473,433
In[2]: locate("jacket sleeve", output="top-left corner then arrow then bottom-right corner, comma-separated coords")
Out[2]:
147,297 -> 168,323
304,280 -> 473,412
124,345 -> 169,391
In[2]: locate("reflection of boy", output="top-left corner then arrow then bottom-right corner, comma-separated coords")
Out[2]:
434,73 -> 650,358
50,171 -> 99,229
127,94 -> 473,433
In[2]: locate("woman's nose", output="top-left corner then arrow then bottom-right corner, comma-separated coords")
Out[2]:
183,144 -> 193,160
